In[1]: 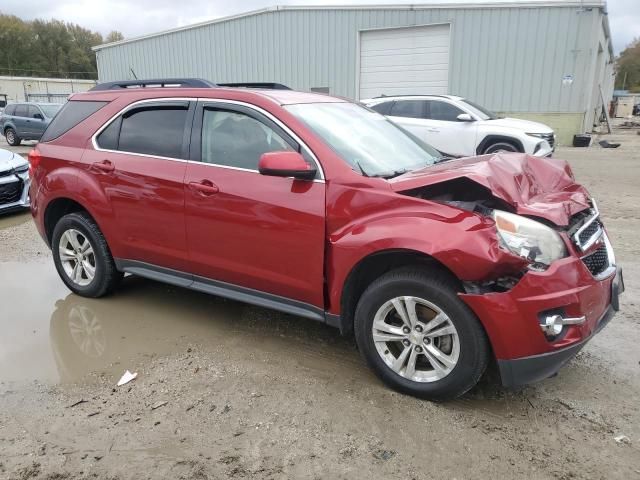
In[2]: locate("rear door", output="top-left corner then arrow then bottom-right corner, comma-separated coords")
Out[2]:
85,99 -> 193,271
13,104 -> 28,136
184,100 -> 326,308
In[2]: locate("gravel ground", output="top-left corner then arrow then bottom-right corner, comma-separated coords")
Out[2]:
0,128 -> 639,480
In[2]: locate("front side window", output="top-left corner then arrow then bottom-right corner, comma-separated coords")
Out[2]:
286,102 -> 441,178
201,108 -> 294,170
427,101 -> 465,122
389,100 -> 426,119
39,104 -> 62,118
118,106 -> 188,158
27,105 -> 42,119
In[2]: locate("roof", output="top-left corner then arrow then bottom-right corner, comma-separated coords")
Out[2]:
363,94 -> 465,103
93,1 -> 608,51
69,86 -> 347,106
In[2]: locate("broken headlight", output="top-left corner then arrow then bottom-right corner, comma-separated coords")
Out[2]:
492,210 -> 567,267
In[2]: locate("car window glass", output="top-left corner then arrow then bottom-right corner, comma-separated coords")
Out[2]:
14,105 -> 28,117
96,118 -> 121,150
27,106 -> 41,118
41,100 -> 107,143
427,100 -> 465,121
5,105 -> 15,115
201,109 -> 294,170
118,106 -> 188,158
389,100 -> 425,119
369,102 -> 391,115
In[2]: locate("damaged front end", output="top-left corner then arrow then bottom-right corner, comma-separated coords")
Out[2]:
390,153 -> 623,386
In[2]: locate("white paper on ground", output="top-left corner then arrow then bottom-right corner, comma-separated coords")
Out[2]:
117,370 -> 138,386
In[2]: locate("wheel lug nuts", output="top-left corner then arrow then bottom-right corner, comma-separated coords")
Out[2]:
415,325 -> 423,332
402,327 -> 410,334
402,339 -> 410,347
415,346 -> 422,352
424,337 -> 430,344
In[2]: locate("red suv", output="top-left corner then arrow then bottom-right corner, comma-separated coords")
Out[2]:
29,79 -> 624,400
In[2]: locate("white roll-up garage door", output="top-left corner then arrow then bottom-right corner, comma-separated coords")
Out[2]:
358,24 -> 450,100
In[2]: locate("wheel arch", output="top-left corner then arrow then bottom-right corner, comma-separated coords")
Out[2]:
476,135 -> 524,155
338,249 -> 462,336
44,197 -> 98,246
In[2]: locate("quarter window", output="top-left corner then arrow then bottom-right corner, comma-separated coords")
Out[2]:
389,100 -> 426,119
201,108 -> 294,170
427,101 -> 465,122
117,106 -> 188,158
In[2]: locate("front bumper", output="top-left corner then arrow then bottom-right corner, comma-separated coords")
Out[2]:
461,253 -> 623,387
0,170 -> 30,213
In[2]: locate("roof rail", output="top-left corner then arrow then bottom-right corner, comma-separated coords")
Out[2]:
90,78 -> 216,91
218,82 -> 291,90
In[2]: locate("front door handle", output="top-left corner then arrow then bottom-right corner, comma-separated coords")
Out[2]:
189,180 -> 219,196
92,160 -> 115,173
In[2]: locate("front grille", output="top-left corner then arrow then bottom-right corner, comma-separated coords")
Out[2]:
582,244 -> 609,276
568,205 -> 602,251
577,219 -> 602,245
0,180 -> 22,205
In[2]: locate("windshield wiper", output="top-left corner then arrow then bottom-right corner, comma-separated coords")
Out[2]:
369,169 -> 409,179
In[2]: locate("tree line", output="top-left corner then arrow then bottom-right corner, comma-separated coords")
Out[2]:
0,13 -> 123,80
616,38 -> 640,93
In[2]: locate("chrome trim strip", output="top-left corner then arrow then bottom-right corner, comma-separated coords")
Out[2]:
90,96 -> 325,182
573,200 -> 601,252
580,232 -> 616,281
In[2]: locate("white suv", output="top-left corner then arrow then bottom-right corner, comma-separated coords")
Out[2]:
363,95 -> 555,158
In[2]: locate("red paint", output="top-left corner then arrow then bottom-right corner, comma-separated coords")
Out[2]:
31,86 -> 616,368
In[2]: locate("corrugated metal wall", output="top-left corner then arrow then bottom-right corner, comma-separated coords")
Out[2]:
95,5 -> 608,114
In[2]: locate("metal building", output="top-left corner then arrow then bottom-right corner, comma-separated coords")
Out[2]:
0,76 -> 96,104
93,2 -> 615,145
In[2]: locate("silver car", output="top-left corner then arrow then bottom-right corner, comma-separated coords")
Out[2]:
0,148 -> 30,213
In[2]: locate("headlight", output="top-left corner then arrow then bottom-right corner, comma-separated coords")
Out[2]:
492,210 -> 567,267
526,132 -> 552,139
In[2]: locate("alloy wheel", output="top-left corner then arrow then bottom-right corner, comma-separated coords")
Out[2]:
371,296 -> 460,382
6,129 -> 15,144
58,229 -> 96,287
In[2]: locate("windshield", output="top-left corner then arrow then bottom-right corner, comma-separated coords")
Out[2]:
459,99 -> 498,120
285,102 -> 442,177
39,104 -> 62,118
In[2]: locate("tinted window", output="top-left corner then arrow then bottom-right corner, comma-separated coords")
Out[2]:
427,101 -> 465,121
27,105 -> 41,118
39,104 -> 62,118
201,109 -> 294,170
14,105 -> 28,118
96,118 -> 121,150
389,100 -> 425,119
40,100 -> 107,142
118,106 -> 187,158
369,102 -> 392,115
4,105 -> 16,115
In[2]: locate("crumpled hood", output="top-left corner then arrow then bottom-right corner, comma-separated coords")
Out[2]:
0,148 -> 28,173
389,153 -> 590,226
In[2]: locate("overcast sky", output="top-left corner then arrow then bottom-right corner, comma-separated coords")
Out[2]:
1,0 -> 637,54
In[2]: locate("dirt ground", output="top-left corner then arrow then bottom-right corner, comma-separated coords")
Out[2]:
1,127 -> 639,480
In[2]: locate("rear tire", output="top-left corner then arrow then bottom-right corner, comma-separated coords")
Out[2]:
354,267 -> 489,401
483,141 -> 519,154
5,128 -> 21,146
52,212 -> 122,298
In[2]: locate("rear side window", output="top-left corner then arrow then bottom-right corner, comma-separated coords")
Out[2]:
4,105 -> 16,115
14,105 -> 28,118
117,105 -> 188,158
389,100 -> 426,119
369,101 -> 392,115
40,100 -> 107,143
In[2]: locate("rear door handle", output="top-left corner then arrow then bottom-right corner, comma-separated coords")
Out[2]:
189,180 -> 219,196
92,160 -> 115,173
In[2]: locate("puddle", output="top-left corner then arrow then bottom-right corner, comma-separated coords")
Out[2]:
0,261 -> 357,385
0,211 -> 31,230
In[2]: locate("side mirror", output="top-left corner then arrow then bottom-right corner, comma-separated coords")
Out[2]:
34,113 -> 44,120
456,113 -> 474,122
258,151 -> 316,180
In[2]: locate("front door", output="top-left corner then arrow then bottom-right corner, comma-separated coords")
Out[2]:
84,100 -> 193,271
422,100 -> 478,157
184,101 -> 326,308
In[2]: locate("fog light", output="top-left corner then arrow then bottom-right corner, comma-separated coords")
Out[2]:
540,314 -> 586,338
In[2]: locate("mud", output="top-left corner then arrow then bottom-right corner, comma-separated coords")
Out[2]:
1,127 -> 639,479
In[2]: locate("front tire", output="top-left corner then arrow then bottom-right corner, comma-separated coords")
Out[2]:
483,141 -> 519,154
5,128 -> 21,146
52,212 -> 122,297
354,267 -> 489,401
